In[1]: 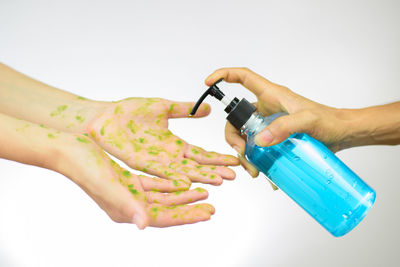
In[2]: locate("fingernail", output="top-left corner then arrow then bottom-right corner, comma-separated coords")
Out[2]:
255,129 -> 274,146
233,145 -> 241,154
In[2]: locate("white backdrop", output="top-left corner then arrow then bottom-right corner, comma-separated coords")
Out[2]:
0,0 -> 399,266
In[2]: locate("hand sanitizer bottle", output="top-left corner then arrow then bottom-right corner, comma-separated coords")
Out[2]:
190,79 -> 376,237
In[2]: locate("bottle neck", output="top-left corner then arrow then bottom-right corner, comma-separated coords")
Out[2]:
240,113 -> 266,136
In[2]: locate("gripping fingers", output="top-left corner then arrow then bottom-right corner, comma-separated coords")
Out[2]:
147,203 -> 215,227
145,187 -> 209,205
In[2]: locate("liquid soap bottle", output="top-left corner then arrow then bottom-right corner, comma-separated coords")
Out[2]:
190,79 -> 376,237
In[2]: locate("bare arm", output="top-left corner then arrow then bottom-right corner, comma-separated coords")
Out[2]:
0,63 -> 105,133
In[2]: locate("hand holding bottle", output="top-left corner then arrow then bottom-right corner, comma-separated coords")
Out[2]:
205,67 -> 400,176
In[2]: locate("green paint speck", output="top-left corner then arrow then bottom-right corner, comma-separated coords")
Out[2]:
122,170 -> 131,178
83,133 -> 88,136
50,105 -> 68,117
195,188 -> 206,193
181,159 -> 188,165
175,140 -> 183,146
173,180 -> 179,187
76,136 -> 90,143
174,191 -> 183,195
75,115 -> 85,123
48,133 -> 55,139
100,126 -> 105,136
192,148 -> 199,154
168,104 -> 175,113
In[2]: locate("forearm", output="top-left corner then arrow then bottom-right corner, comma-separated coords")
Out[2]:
0,63 -> 106,133
342,102 -> 400,148
0,112 -> 71,172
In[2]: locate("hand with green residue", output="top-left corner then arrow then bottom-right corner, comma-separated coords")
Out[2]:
0,63 -> 239,187
86,98 -> 239,186
0,113 -> 215,228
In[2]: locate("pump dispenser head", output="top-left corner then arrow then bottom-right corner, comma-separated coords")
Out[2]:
190,79 -> 257,130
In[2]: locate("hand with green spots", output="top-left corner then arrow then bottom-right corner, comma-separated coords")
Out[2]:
0,111 -> 214,229
87,98 -> 239,186
62,134 -> 215,229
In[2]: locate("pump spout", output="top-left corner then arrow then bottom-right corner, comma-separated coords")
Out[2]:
190,78 -> 225,116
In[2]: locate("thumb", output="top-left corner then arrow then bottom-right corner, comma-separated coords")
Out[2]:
255,111 -> 317,146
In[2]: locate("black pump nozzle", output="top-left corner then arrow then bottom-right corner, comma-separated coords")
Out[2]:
190,78 -> 225,116
191,78 -> 257,130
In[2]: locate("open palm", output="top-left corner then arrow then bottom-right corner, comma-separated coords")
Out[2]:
88,98 -> 238,186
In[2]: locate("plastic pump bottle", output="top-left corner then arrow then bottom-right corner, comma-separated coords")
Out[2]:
190,79 -> 376,237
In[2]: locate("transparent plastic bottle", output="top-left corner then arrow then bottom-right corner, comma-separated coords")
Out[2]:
243,112 -> 376,237
191,78 -> 376,237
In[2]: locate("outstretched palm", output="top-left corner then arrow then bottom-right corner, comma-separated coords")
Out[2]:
88,98 -> 238,186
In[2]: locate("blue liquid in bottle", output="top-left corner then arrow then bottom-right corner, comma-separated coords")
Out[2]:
244,113 -> 376,237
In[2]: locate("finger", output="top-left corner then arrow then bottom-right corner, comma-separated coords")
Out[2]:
145,187 -> 208,205
255,111 -> 316,147
137,175 -> 190,192
184,144 -> 239,166
166,100 -> 211,118
238,154 -> 259,178
225,122 -> 246,154
147,203 -> 215,227
205,67 -> 274,97
142,161 -> 192,187
195,165 -> 236,180
169,159 -> 224,185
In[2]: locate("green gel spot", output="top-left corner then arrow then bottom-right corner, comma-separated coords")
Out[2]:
50,105 -> 68,117
148,146 -> 164,156
210,174 -> 216,179
195,188 -> 206,193
129,188 -> 139,195
40,124 -> 47,128
47,133 -> 55,139
174,191 -> 183,195
122,170 -> 131,178
163,170 -> 173,177
175,140 -> 183,146
201,173 -> 207,177
75,115 -> 85,123
196,166 -> 203,169
181,159 -> 188,165
100,126 -> 105,136
210,167 -> 216,170
155,119 -> 160,124
114,105 -> 123,114
192,148 -> 199,154
127,120 -> 139,134
172,214 -> 178,219
168,104 -> 175,113
173,180 -> 179,187
83,133 -> 89,136
90,130 -> 97,138
205,154 -> 212,158
76,136 -> 90,143
77,96 -> 87,100
150,207 -> 159,219
138,138 -> 145,143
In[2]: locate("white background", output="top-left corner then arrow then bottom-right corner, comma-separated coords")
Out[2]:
0,0 -> 399,266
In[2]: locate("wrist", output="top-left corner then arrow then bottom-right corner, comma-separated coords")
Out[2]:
335,108 -> 375,149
